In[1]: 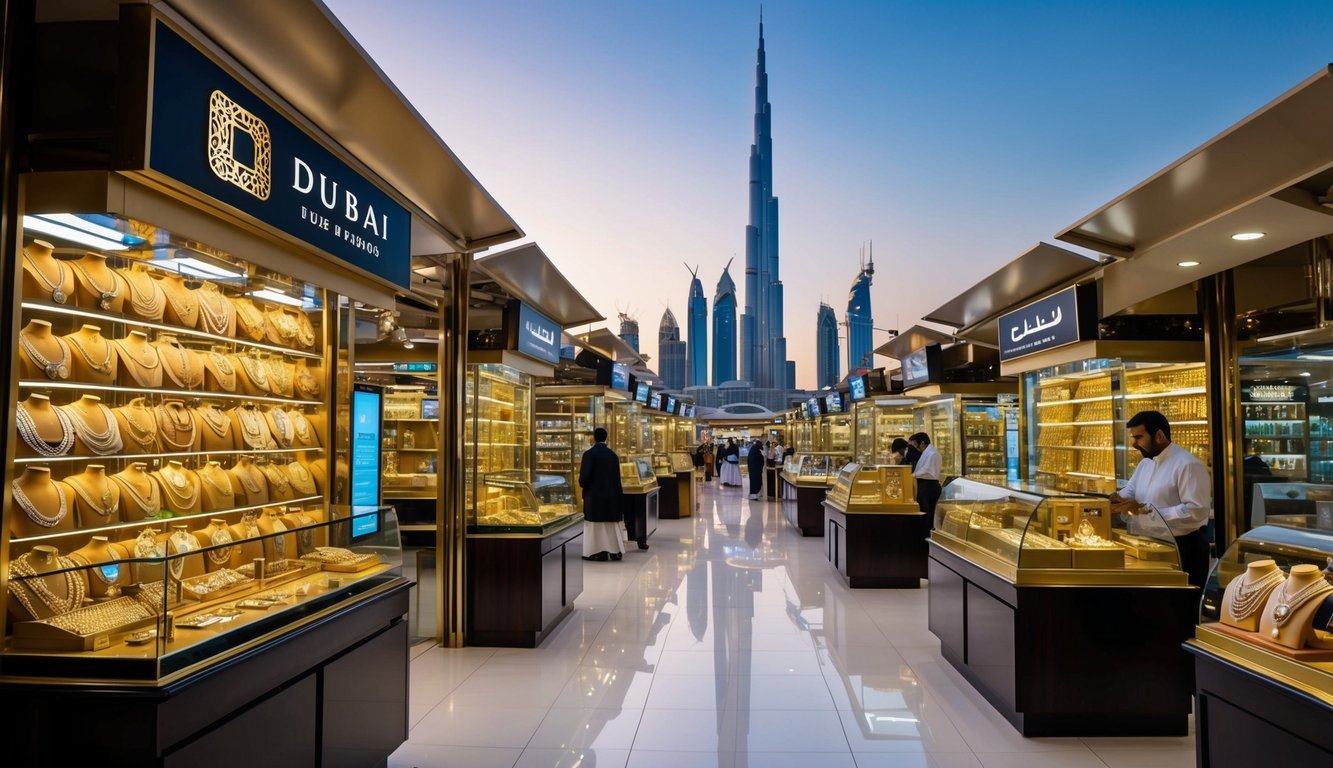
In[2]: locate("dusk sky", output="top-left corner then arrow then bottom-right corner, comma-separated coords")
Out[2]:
323,0 -> 1333,390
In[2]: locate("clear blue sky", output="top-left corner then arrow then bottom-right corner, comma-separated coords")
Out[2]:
323,0 -> 1333,389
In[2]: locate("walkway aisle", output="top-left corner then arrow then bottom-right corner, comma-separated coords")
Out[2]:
392,480 -> 1195,768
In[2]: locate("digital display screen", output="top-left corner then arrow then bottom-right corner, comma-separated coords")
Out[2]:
809,396 -> 823,417
350,385 -> 382,536
611,362 -> 630,391
826,391 -> 843,413
849,375 -> 867,401
635,381 -> 650,403
421,398 -> 439,420
667,396 -> 678,414
650,392 -> 662,409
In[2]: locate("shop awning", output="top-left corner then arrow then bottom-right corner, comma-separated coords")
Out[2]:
575,328 -> 645,366
1057,65 -> 1333,315
873,325 -> 954,360
167,0 -> 524,255
923,242 -> 1103,344
474,243 -> 604,328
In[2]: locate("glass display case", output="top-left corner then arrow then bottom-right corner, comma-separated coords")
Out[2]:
3,505 -> 402,679
464,364 -> 532,517
620,455 -> 658,493
819,413 -> 853,455
610,401 -> 650,456
466,471 -> 579,533
1025,360 -> 1208,495
852,400 -> 915,465
914,398 -> 960,478
651,452 -> 674,477
963,400 -> 1014,484
824,463 -> 917,511
650,412 -> 672,452
932,477 -> 1186,582
534,388 -> 608,506
1242,386 -> 1308,480
782,453 -> 849,486
381,389 -> 439,497
1249,481 -> 1333,528
668,452 -> 695,473
793,418 -> 815,453
674,417 -> 695,453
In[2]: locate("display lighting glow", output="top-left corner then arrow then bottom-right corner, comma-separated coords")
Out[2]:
1257,328 -> 1322,344
1298,354 -> 1333,361
23,214 -> 145,251
247,288 -> 305,308
157,256 -> 246,280
1177,260 -> 1200,267
1302,371 -> 1312,377
1231,232 -> 1266,241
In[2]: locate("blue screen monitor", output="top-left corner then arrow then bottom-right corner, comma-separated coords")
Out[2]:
650,392 -> 662,410
350,384 -> 383,537
826,390 -> 843,413
611,362 -> 630,391
849,375 -> 867,401
666,396 -> 678,414
635,381 -> 650,403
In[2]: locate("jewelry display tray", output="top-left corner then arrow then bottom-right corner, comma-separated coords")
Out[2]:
13,601 -> 158,652
235,559 -> 321,588
179,572 -> 256,602
310,552 -> 382,573
1207,621 -> 1333,662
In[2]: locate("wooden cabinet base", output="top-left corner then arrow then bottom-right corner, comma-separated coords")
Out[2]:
466,523 -> 584,648
624,489 -> 659,545
929,543 -> 1196,737
1189,642 -> 1333,766
784,483 -> 827,536
824,502 -> 929,588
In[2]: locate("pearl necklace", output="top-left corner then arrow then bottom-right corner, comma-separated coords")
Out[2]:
1270,576 -> 1333,636
12,478 -> 68,528
113,472 -> 160,516
156,403 -> 197,452
1227,568 -> 1285,622
196,286 -> 233,335
8,552 -> 86,615
22,249 -> 69,304
20,331 -> 71,380
16,401 -> 75,456
66,332 -> 115,374
66,473 -> 118,518
208,529 -> 235,565
72,259 -> 120,310
120,268 -> 165,319
59,401 -> 125,455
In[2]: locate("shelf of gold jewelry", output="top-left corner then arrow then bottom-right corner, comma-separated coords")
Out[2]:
19,379 -> 323,408
9,494 -> 323,548
14,446 -> 324,465
21,300 -> 323,360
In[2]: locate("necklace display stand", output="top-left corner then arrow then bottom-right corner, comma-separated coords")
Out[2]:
154,334 -> 203,389
68,536 -> 127,600
229,403 -> 274,450
231,352 -> 272,396
113,331 -> 163,388
16,393 -> 74,459
112,397 -> 160,455
159,273 -> 199,328
65,464 -> 121,528
194,282 -> 235,337
117,262 -> 166,321
231,296 -> 267,341
1259,564 -> 1333,649
6,544 -> 86,621
227,513 -> 265,563
228,456 -> 270,506
197,460 -> 238,513
58,395 -> 125,456
21,239 -> 75,305
261,461 -> 296,502
110,463 -> 162,522
155,400 -> 198,453
201,348 -> 238,392
10,466 -> 78,538
70,252 -> 124,312
18,319 -> 72,381
193,518 -> 240,572
256,509 -> 295,562
194,403 -> 234,453
151,461 -> 202,516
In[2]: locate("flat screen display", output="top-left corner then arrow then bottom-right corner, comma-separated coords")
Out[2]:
650,392 -> 662,410
611,362 -> 630,391
666,396 -> 678,414
350,384 -> 383,537
421,398 -> 439,420
902,345 -> 941,389
808,396 -> 823,417
826,390 -> 843,413
849,375 -> 867,401
635,381 -> 650,403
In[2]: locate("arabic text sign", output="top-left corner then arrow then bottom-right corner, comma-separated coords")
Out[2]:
998,286 -> 1084,362
513,301 -> 561,365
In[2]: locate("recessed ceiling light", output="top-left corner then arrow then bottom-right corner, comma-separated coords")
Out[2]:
1177,260 -> 1200,267
1232,232 -> 1266,241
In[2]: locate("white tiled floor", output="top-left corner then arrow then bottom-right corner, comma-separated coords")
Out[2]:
395,479 -> 1197,768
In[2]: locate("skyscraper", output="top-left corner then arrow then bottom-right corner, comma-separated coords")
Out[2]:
847,250 -> 875,374
686,265 -> 708,387
712,261 -> 737,385
816,302 -> 840,389
739,17 -> 791,389
658,308 -> 687,391
618,312 -> 640,353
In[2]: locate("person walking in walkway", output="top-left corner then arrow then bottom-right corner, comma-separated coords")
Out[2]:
910,432 -> 942,527
747,438 -> 766,499
703,442 -> 715,482
580,427 -> 626,561
720,438 -> 741,487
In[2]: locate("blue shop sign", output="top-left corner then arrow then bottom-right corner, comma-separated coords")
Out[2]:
998,286 -> 1088,362
512,301 -> 561,365
146,22 -> 411,288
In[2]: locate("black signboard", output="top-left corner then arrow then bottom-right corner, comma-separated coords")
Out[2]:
998,284 -> 1095,362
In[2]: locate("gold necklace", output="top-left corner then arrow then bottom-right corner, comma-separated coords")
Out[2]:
199,465 -> 235,499
208,528 -> 234,565
236,355 -> 271,391
20,331 -> 71,380
66,473 -> 117,518
9,552 -> 86,615
268,408 -> 294,447
156,403 -> 196,452
233,299 -> 266,340
59,401 -> 124,455
197,405 -> 231,439
120,268 -> 165,318
113,471 -> 160,515
113,338 -> 161,387
266,359 -> 293,395
196,286 -> 233,335
162,279 -> 197,321
65,332 -> 115,374
234,465 -> 264,496
286,462 -> 316,494
156,339 -> 195,387
72,259 -> 119,310
296,312 -> 316,348
235,406 -> 269,449
117,403 -> 158,451
291,410 -> 314,444
22,249 -> 69,304
262,464 -> 291,493
294,363 -> 320,398
156,466 -> 199,510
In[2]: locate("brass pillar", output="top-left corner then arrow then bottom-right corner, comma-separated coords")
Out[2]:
437,252 -> 470,647
1201,272 -> 1240,553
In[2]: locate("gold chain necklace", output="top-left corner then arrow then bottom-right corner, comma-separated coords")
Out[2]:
59,401 -> 124,455
71,259 -> 119,310
197,405 -> 231,438
156,403 -> 197,452
66,473 -> 117,518
233,299 -> 266,340
235,406 -> 269,449
156,466 -> 199,509
113,472 -> 159,515
9,552 -> 86,615
121,268 -> 165,318
65,332 -> 115,374
20,331 -> 71,380
22,249 -> 69,304
208,528 -> 235,565
236,355 -> 271,390
294,364 -> 319,398
196,286 -> 232,335
262,464 -> 291,493
234,466 -> 264,496
199,465 -> 235,499
117,403 -> 158,450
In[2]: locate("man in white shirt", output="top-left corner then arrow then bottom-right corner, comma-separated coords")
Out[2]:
909,432 -> 943,527
1109,410 -> 1211,589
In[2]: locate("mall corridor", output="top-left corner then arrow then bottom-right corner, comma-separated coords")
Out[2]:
392,481 -> 1195,768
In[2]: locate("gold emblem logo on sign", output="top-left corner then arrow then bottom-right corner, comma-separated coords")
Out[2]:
207,90 -> 272,200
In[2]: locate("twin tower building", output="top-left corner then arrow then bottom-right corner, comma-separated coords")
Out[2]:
646,20 -> 875,396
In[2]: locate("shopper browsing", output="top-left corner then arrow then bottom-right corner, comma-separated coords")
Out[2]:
910,432 -> 942,527
579,427 -> 626,562
747,438 -> 766,499
1109,410 -> 1211,589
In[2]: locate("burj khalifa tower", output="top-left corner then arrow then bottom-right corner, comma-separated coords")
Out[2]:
740,16 -> 793,390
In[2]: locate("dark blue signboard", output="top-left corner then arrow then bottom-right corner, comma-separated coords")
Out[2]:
350,385 -> 383,536
147,22 -> 411,288
998,285 -> 1089,362
510,301 -> 561,365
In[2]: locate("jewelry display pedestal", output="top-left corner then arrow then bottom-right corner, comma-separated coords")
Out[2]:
824,501 -> 928,588
466,520 -> 584,648
928,540 -> 1197,736
781,475 -> 829,537
622,487 -> 658,547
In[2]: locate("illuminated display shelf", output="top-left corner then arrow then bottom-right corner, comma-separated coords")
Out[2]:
16,446 -> 323,465
20,380 -> 321,408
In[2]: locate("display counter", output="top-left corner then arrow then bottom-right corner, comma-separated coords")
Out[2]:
621,455 -> 658,548
780,453 -> 847,536
653,451 -> 695,519
466,472 -> 582,647
1187,524 -> 1333,766
821,463 -> 925,587
928,477 -> 1196,736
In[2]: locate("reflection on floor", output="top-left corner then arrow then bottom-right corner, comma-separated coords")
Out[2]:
395,478 -> 1196,768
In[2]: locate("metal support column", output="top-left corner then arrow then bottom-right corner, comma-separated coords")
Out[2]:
1201,272 -> 1240,554
437,252 -> 470,647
